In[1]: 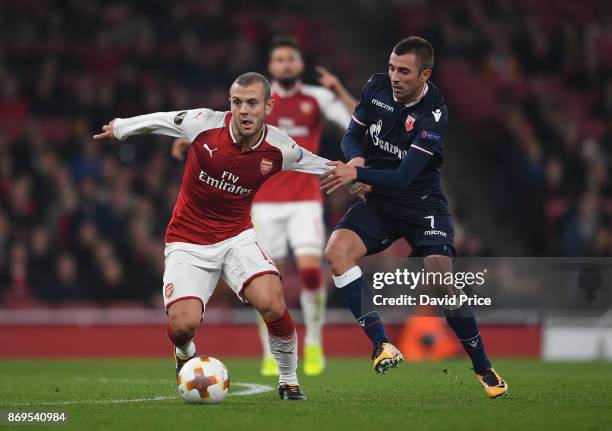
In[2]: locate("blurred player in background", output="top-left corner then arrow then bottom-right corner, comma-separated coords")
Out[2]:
254,36 -> 356,376
94,72 -> 335,400
173,36 -> 356,376
320,37 -> 508,398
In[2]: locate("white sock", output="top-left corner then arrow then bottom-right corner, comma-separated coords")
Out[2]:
175,340 -> 196,360
300,287 -> 326,346
256,312 -> 273,357
332,266 -> 362,287
269,331 -> 299,385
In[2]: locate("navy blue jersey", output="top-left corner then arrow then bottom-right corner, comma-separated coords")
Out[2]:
346,73 -> 448,201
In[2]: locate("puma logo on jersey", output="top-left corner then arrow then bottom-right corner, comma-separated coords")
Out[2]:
203,143 -> 218,157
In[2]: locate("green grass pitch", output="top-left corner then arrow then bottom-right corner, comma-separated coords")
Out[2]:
1,358 -> 610,431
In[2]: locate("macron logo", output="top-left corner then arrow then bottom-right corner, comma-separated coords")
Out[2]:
424,229 -> 448,238
371,98 -> 394,112
432,109 -> 442,122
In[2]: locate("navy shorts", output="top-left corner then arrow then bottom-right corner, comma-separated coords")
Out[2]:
334,192 -> 456,258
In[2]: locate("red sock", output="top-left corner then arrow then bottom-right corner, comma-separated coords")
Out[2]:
300,267 -> 322,291
265,309 -> 295,338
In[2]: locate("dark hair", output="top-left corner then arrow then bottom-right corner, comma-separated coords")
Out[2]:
269,35 -> 301,56
232,72 -> 271,101
392,36 -> 434,71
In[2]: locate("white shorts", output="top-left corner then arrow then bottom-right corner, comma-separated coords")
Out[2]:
162,229 -> 278,312
251,201 -> 325,260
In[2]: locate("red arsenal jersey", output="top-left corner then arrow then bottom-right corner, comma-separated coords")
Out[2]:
113,109 -> 331,245
253,82 -> 351,203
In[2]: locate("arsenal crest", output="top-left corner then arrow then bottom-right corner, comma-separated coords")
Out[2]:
405,114 -> 416,132
164,283 -> 174,298
299,101 -> 313,114
260,158 -> 273,175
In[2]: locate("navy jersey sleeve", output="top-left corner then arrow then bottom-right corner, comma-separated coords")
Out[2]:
355,105 -> 448,189
340,75 -> 376,160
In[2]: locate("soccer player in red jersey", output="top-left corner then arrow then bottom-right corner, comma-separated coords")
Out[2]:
172,36 -> 357,376
94,72 -> 333,400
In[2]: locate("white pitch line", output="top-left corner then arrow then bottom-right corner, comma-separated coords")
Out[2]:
5,383 -> 274,407
5,395 -> 176,407
74,377 -> 170,384
229,383 -> 274,397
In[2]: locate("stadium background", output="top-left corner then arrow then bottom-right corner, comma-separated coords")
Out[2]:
1,0 -> 611,361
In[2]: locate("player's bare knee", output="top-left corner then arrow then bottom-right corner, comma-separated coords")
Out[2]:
169,310 -> 201,340
324,240 -> 343,264
423,254 -> 452,272
171,317 -> 199,339
325,230 -> 365,275
256,294 -> 286,321
324,242 -> 351,275
268,300 -> 287,321
424,254 -> 454,297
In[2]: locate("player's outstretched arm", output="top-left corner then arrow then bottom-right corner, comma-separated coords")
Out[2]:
275,128 -> 368,200
93,109 -> 211,143
320,149 -> 431,194
271,128 -> 333,175
284,145 -> 334,175
93,119 -> 117,140
319,161 -> 358,194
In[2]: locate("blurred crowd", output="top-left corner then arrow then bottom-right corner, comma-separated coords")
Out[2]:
1,0 -> 610,307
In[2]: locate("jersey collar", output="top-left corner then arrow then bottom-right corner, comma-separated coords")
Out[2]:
227,113 -> 266,151
393,82 -> 429,108
271,80 -> 302,98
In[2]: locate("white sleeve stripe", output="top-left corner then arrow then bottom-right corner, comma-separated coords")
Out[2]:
351,115 -> 367,126
411,144 -> 434,156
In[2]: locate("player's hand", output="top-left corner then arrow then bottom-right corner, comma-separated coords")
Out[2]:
347,182 -> 372,201
347,157 -> 365,168
320,161 -> 358,194
93,119 -> 117,140
315,66 -> 340,92
171,138 -> 191,161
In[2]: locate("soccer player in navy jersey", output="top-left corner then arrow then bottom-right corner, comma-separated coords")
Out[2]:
320,37 -> 508,398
